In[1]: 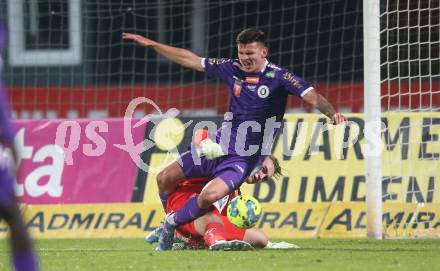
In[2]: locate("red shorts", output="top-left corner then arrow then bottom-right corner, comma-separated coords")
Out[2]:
166,189 -> 246,244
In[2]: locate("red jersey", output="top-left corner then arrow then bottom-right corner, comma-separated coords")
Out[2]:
166,177 -> 245,247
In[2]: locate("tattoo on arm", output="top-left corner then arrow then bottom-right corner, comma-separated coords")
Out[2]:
316,94 -> 336,119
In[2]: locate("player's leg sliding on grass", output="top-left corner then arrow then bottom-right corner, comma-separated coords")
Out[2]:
180,211 -> 255,251
0,24 -> 39,271
154,131 -> 269,250
146,159 -> 298,250
149,154 -> 281,250
151,176 -> 270,250
155,130 -> 281,250
158,154 -> 279,250
123,28 -> 347,250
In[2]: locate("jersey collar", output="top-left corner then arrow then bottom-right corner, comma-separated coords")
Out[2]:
260,59 -> 269,73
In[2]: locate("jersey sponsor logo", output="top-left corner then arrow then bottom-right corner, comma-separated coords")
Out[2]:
245,77 -> 259,85
257,85 -> 270,98
247,85 -> 256,91
3,202 -> 439,239
283,71 -> 303,89
265,70 -> 275,78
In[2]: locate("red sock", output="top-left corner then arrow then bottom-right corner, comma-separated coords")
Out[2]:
203,222 -> 227,247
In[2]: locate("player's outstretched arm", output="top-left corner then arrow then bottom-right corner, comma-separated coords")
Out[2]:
302,89 -> 347,124
122,32 -> 204,72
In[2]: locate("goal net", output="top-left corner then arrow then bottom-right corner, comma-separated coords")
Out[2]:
378,0 -> 440,238
1,0 -> 439,238
3,0 -> 363,119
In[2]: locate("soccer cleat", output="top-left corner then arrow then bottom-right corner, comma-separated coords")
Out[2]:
225,240 -> 254,251
156,214 -> 176,251
208,240 -> 229,251
209,240 -> 253,251
172,242 -> 193,250
145,223 -> 163,244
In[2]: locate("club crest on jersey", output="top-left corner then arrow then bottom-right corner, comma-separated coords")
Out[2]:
233,82 -> 242,97
265,70 -> 275,78
257,85 -> 270,98
245,76 -> 259,85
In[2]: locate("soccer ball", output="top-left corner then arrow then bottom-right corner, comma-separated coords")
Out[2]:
227,195 -> 262,229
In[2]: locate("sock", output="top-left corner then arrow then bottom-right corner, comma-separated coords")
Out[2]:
159,193 -> 170,211
173,196 -> 209,225
203,222 -> 227,247
13,250 -> 38,271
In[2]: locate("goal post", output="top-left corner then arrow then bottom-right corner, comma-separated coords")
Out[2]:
363,0 -> 383,239
370,0 -> 440,239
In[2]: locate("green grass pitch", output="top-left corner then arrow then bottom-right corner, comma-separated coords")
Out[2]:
1,239 -> 440,271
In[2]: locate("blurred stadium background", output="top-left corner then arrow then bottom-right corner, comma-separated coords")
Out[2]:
2,0 -> 438,116
3,0 -> 368,118
0,0 -> 439,250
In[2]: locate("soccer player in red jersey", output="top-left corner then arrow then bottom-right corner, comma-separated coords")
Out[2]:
149,154 -> 281,250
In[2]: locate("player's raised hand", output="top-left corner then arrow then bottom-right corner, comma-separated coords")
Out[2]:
331,112 -> 347,124
122,32 -> 156,47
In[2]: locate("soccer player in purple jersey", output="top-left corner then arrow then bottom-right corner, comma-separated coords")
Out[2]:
0,24 -> 39,270
123,28 -> 346,250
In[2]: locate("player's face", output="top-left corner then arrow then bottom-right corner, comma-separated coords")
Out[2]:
245,157 -> 275,184
237,42 -> 268,73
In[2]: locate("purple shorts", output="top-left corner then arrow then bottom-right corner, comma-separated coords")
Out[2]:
178,149 -> 260,192
0,167 -> 14,204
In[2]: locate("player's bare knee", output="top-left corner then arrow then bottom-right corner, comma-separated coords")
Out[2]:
244,229 -> 268,248
206,212 -> 222,223
200,212 -> 222,225
156,170 -> 169,192
253,232 -> 268,248
198,190 -> 218,208
157,163 -> 184,193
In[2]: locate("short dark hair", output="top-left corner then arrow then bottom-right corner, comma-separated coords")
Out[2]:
236,28 -> 267,46
268,155 -> 282,179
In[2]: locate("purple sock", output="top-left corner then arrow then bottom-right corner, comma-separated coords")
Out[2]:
159,193 -> 170,211
13,251 -> 38,271
173,196 -> 209,225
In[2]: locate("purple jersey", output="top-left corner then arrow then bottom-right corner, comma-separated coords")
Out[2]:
0,86 -> 14,145
0,24 -> 15,204
203,58 -> 313,155
0,61 -> 14,144
0,24 -> 14,145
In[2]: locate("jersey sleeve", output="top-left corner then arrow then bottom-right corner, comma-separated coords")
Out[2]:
202,58 -> 233,82
280,69 -> 314,98
0,28 -> 14,145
